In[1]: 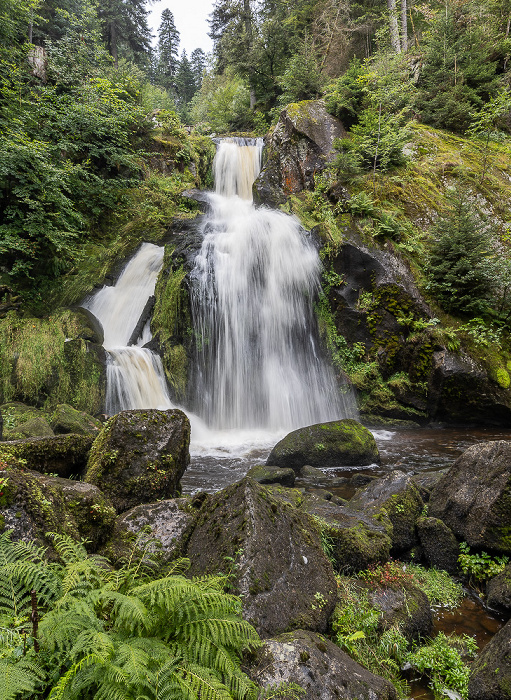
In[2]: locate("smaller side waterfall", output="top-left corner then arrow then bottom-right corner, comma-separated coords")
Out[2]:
83,243 -> 174,415
214,137 -> 263,201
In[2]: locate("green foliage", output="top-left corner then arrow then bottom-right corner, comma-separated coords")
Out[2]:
325,58 -> 367,128
458,542 -> 509,584
0,530 -> 262,700
406,632 -> 477,700
189,69 -> 254,133
404,564 -> 464,610
277,38 -> 325,105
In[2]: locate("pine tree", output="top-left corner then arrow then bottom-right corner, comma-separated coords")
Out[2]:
98,0 -> 152,69
425,191 -> 495,316
156,8 -> 180,92
176,50 -> 197,105
191,48 -> 206,90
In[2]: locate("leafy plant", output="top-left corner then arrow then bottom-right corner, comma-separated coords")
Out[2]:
458,542 -> 509,585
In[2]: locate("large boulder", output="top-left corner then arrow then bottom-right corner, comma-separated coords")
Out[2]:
266,419 -> 380,471
416,516 -> 460,574
469,618 -> 511,699
50,404 -> 102,436
85,409 -> 190,513
254,100 -> 346,205
429,441 -> 511,554
248,629 -> 398,700
367,583 -> 433,643
0,468 -> 116,553
0,402 -> 53,441
0,434 -> 94,478
298,492 -> 392,573
186,478 -> 338,638
350,470 -> 424,554
103,498 -> 197,567
486,564 -> 511,613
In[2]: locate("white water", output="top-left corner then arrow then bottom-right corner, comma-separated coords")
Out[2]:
190,139 -> 355,432
83,138 -> 355,465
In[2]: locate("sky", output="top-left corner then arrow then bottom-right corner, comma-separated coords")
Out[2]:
149,0 -> 214,57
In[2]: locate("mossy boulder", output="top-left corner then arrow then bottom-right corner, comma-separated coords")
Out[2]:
298,493 -> 392,573
246,464 -> 296,487
429,441 -> 511,554
0,402 -> 54,441
469,617 -> 511,699
50,403 -> 102,436
367,583 -> 433,643
248,629 -> 398,700
66,306 -> 104,345
350,470 -> 424,555
254,99 -> 346,205
416,516 -> 459,574
85,408 -> 191,513
103,498 -> 197,567
0,468 -> 115,553
0,434 -> 94,478
186,477 -> 337,638
266,419 -> 380,471
486,564 -> 511,613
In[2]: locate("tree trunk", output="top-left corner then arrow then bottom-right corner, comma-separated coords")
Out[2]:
109,20 -> 118,69
387,0 -> 401,52
401,0 -> 408,51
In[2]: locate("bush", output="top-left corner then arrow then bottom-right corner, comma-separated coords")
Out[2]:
325,58 -> 367,128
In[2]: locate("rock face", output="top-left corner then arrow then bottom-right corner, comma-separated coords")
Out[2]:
248,629 -> 398,700
0,434 -> 94,478
186,478 -> 338,638
429,441 -> 511,554
350,471 -> 423,554
486,564 -> 511,612
0,469 -> 115,553
266,419 -> 380,471
469,618 -> 511,699
246,464 -> 296,487
85,409 -> 190,514
50,404 -> 103,436
254,100 -> 346,205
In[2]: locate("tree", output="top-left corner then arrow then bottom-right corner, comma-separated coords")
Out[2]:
175,50 -> 197,109
98,0 -> 152,69
425,190 -> 496,316
155,8 -> 180,91
278,37 -> 325,104
191,47 -> 206,89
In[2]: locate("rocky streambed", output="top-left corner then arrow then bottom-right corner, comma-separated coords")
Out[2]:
2,406 -> 511,699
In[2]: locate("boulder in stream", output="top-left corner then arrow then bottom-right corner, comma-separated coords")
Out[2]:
416,516 -> 460,574
429,441 -> 511,554
486,563 -> 511,613
469,617 -> 511,699
50,403 -> 103,436
186,477 -> 338,638
0,433 -> 94,478
248,629 -> 398,700
266,419 -> 380,471
85,408 -> 190,514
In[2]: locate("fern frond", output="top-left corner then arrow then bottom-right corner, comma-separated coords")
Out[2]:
0,657 -> 45,700
48,533 -> 90,564
47,652 -> 106,700
175,662 -> 234,700
40,598 -> 104,652
92,590 -> 151,636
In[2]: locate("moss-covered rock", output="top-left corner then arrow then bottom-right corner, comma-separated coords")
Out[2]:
298,493 -> 392,573
246,464 -> 296,487
85,408 -> 190,513
416,516 -> 459,574
0,468 -> 115,553
102,498 -> 197,567
429,441 -> 511,554
0,434 -> 94,478
0,402 -> 53,441
266,419 -> 380,471
186,477 -> 337,638
367,583 -> 433,643
350,470 -> 424,555
50,403 -> 102,436
248,629 -> 398,700
469,617 -> 511,699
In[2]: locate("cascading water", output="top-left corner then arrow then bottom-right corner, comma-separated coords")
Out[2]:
189,137 -> 355,432
83,243 -> 174,415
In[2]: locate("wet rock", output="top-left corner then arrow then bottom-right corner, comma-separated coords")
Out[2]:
186,478 -> 337,638
253,100 -> 346,205
0,468 -> 115,553
411,472 -> 443,502
0,434 -> 94,478
266,419 -> 380,471
429,441 -> 511,554
350,471 -> 423,554
246,464 -> 296,487
103,498 -> 196,566
85,409 -> 190,514
416,516 -> 459,574
67,306 -> 104,345
0,402 -> 53,441
300,492 -> 392,572
469,617 -> 511,699
248,629 -> 398,700
50,404 -> 102,436
486,564 -> 511,613
367,583 -> 433,643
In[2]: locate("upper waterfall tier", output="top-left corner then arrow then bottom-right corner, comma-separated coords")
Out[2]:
213,138 -> 264,201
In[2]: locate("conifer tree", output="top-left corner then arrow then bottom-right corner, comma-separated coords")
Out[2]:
191,47 -> 206,89
156,8 -> 180,92
176,50 -> 197,105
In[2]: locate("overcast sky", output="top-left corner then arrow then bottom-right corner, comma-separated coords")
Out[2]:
149,1 -> 214,57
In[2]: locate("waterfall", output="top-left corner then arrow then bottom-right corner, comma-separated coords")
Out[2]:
189,139 -> 354,431
83,242 -> 174,415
